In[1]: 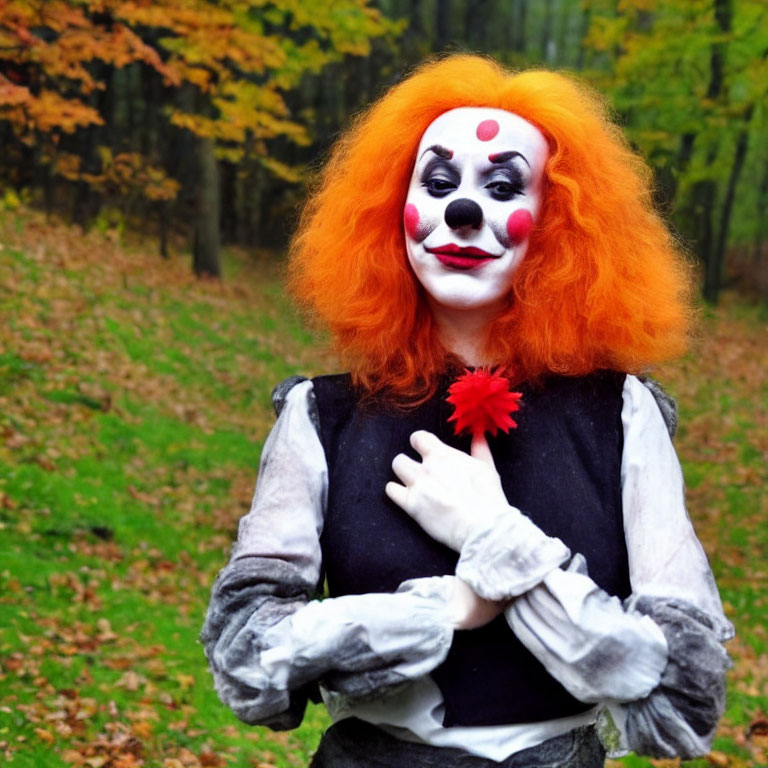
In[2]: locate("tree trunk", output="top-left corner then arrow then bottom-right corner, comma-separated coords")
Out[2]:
435,0 -> 452,50
671,132 -> 696,202
708,0 -> 731,100
697,178 -> 719,304
464,0 -> 487,50
707,104 -> 754,300
220,161 -> 237,244
159,202 -> 169,259
192,137 -> 221,277
72,124 -> 96,227
555,0 -> 569,68
699,0 -> 732,303
676,0 -> 732,303
752,158 -> 768,262
540,0 -> 556,64
512,0 -> 527,54
575,5 -> 590,69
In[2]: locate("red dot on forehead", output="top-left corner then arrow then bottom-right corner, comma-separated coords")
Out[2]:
476,120 -> 500,141
404,203 -> 420,240
506,209 -> 534,244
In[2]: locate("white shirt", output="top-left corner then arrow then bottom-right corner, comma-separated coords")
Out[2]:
205,374 -> 732,760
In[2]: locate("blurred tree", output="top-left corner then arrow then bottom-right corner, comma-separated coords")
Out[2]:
582,0 -> 768,302
0,1 -> 180,213
4,0 -> 766,296
0,0 -> 396,275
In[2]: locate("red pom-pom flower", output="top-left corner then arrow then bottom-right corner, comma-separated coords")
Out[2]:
447,368 -> 522,439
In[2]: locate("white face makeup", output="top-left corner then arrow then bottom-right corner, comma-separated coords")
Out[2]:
404,107 -> 548,313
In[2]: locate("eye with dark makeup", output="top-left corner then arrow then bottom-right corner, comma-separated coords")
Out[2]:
423,178 -> 458,197
485,180 -> 524,201
421,158 -> 460,198
485,168 -> 525,201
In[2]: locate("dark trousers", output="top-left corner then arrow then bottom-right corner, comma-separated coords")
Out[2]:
309,718 -> 605,768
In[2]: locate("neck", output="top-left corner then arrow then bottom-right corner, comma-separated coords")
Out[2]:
428,299 -> 499,367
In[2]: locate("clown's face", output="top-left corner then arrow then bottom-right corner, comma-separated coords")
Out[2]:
404,107 -> 548,313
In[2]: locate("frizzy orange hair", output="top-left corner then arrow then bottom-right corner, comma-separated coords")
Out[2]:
288,54 -> 693,403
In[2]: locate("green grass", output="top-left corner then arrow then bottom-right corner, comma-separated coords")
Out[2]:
0,210 -> 332,767
1,208 -> 767,767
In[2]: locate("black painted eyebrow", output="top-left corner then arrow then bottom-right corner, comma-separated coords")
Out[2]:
421,156 -> 460,183
420,144 -> 454,160
488,150 -> 530,168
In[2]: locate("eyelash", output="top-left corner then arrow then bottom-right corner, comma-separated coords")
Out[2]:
485,180 -> 524,201
422,176 -> 524,201
423,178 -> 457,197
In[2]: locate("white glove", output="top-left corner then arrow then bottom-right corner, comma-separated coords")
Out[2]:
385,430 -> 510,552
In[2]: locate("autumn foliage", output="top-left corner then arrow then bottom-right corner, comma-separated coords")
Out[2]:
0,0 -> 394,212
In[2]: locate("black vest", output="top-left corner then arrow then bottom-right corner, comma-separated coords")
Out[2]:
312,371 -> 630,727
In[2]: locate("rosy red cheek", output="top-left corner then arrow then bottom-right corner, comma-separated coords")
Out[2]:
404,203 -> 421,240
506,209 -> 534,244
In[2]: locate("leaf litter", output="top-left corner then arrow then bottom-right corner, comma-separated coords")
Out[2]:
1,207 -> 767,766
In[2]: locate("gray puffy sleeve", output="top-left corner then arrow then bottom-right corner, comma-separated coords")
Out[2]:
473,375 -> 731,758
604,376 -> 733,758
618,595 -> 730,758
200,379 -> 455,730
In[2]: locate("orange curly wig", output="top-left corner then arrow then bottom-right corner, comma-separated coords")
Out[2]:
288,55 -> 694,403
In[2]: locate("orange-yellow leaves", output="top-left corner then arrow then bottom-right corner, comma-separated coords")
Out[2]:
52,152 -> 83,181
21,90 -> 104,134
617,0 -> 659,12
258,156 -> 305,184
0,78 -> 31,108
50,147 -> 180,202
1,0 -> 392,192
583,16 -> 629,52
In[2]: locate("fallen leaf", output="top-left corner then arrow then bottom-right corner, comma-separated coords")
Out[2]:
34,727 -> 54,744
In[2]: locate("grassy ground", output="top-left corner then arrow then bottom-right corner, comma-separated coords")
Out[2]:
1,208 -> 766,768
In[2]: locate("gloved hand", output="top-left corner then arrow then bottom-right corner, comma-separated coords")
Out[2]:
385,429 -> 510,552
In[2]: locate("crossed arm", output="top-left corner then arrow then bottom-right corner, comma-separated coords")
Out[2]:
201,376 -> 732,756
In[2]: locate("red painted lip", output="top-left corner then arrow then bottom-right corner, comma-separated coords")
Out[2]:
426,244 -> 499,270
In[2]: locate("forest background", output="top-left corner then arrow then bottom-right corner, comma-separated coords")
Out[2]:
2,0 -> 768,300
1,1 -> 768,767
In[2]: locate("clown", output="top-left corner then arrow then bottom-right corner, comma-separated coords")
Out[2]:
402,108 -> 547,316
202,56 -> 732,767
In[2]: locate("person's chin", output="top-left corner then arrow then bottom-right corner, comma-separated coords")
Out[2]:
429,288 -> 505,312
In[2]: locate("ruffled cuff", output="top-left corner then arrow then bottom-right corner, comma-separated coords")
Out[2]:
620,595 -> 732,759
455,505 -> 571,601
507,558 -> 669,704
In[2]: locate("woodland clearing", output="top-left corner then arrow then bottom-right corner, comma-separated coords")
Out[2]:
1,209 -> 767,768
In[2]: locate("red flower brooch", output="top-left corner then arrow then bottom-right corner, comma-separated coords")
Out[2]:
447,368 -> 522,442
